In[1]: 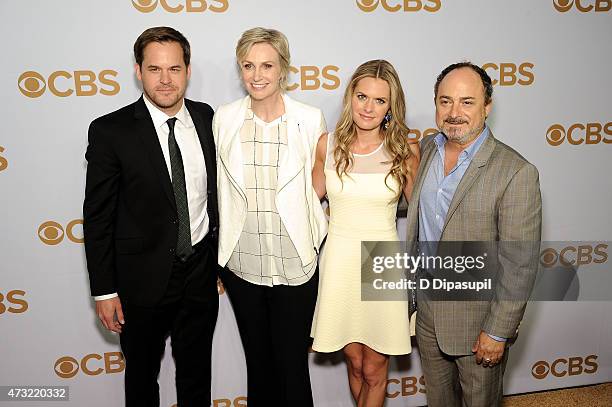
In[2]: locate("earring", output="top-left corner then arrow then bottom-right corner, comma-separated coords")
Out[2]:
383,112 -> 392,130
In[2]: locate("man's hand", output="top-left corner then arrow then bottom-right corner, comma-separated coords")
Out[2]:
96,297 -> 124,333
472,330 -> 505,367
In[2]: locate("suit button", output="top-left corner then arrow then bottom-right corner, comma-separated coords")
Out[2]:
212,226 -> 218,232
172,219 -> 178,224
169,248 -> 175,253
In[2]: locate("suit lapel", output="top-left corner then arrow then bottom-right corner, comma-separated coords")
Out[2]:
185,99 -> 216,192
218,97 -> 248,199
134,96 -> 176,211
277,113 -> 307,193
406,136 -> 438,240
411,139 -> 438,206
441,132 -> 496,236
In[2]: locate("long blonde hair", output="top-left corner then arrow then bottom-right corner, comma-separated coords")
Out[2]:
334,59 -> 414,200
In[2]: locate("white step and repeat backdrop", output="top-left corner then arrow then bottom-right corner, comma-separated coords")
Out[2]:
2,1 -> 611,406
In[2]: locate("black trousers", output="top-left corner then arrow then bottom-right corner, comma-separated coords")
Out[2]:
220,267 -> 319,407
119,236 -> 219,407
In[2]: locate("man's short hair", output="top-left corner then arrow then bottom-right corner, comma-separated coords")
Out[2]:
434,61 -> 493,105
134,26 -> 191,67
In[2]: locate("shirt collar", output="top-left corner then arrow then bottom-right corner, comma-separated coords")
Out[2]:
434,125 -> 490,159
463,126 -> 489,159
142,94 -> 193,130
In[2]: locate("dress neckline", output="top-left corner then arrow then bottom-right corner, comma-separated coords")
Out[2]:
353,142 -> 384,157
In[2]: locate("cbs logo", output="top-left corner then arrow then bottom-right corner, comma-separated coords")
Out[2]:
132,0 -> 228,13
287,65 -> 340,91
540,244 -> 608,268
482,63 -> 534,86
0,290 -> 28,315
213,398 -> 247,407
18,70 -> 120,98
546,122 -> 612,146
357,0 -> 441,12
54,352 -> 125,379
38,220 -> 84,245
553,0 -> 611,12
532,355 -> 598,379
386,375 -> 426,398
0,146 -> 7,172
408,128 -> 438,141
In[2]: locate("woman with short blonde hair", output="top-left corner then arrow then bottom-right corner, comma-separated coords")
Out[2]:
235,27 -> 291,90
213,27 -> 327,406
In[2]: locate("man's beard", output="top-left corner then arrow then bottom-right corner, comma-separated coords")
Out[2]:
441,117 -> 484,145
145,86 -> 183,110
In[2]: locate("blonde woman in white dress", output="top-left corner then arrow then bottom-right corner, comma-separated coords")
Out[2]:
311,59 -> 419,407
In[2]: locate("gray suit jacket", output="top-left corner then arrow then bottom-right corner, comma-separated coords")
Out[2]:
406,131 -> 542,355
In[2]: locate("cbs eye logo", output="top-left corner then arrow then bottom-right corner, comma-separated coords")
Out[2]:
546,122 -> 612,146
287,65 -> 340,91
0,290 -> 28,315
0,146 -> 8,173
356,0 -> 441,12
553,0 -> 611,12
482,63 -> 534,86
356,0 -> 442,13
38,220 -> 84,245
18,70 -> 120,98
540,244 -> 608,268
532,355 -> 598,379
132,0 -> 228,13
54,352 -> 125,379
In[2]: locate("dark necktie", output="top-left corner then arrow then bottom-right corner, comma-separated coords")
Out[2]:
167,118 -> 193,261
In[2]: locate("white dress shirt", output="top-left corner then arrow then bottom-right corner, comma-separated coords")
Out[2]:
94,95 -> 208,301
226,105 -> 317,286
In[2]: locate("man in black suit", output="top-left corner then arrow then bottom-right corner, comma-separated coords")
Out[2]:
83,26 -> 219,407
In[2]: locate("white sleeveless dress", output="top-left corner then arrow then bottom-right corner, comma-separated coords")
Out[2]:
311,133 -> 411,355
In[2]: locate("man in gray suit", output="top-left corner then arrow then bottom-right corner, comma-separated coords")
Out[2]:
405,62 -> 542,406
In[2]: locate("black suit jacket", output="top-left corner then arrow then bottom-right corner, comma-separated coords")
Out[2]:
83,96 -> 219,306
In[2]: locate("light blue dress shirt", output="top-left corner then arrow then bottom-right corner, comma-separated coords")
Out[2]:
418,126 -> 505,342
